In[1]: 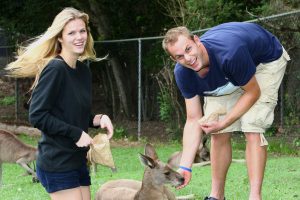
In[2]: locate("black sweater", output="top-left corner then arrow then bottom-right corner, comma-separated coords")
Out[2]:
29,57 -> 96,172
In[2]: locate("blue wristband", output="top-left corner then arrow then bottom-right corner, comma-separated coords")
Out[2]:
179,166 -> 192,172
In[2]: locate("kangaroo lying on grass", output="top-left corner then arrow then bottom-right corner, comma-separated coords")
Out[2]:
96,143 -> 194,200
168,136 -> 245,169
168,136 -> 210,169
0,129 -> 38,187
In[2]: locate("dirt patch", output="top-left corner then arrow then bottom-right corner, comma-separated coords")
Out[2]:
117,120 -> 171,142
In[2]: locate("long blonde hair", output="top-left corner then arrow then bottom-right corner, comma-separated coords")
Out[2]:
5,7 -> 97,90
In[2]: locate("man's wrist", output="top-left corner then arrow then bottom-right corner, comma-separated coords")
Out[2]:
179,166 -> 192,172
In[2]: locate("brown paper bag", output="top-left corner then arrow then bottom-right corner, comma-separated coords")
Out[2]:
198,107 -> 226,124
198,107 -> 227,134
87,133 -> 116,169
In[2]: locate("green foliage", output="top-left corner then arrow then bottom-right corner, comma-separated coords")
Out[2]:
157,90 -> 183,140
265,126 -> 278,137
76,0 -> 172,39
231,134 -> 246,151
0,0 -> 72,43
161,0 -> 266,30
113,126 -> 128,139
157,91 -> 173,135
112,126 -> 139,141
157,92 -> 172,122
284,93 -> 300,127
0,96 -> 15,106
142,41 -> 167,72
232,134 -> 299,156
267,140 -> 299,155
293,137 -> 300,147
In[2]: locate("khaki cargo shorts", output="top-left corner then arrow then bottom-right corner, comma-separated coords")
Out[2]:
203,48 -> 290,146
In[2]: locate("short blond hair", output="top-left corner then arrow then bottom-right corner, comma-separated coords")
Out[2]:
162,26 -> 193,55
6,7 -> 98,90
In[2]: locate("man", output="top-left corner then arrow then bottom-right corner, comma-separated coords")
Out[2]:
162,22 -> 290,200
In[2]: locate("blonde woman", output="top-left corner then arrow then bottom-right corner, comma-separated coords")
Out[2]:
6,7 -> 114,200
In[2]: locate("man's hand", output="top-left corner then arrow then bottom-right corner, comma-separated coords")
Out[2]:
176,168 -> 192,189
198,108 -> 226,134
199,120 -> 224,134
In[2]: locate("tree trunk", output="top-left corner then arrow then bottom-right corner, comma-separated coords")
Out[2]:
78,0 -> 133,118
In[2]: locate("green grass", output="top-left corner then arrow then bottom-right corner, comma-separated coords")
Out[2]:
0,135 -> 299,200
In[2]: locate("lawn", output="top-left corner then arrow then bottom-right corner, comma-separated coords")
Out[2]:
0,134 -> 299,200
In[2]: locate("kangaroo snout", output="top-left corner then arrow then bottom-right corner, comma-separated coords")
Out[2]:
169,170 -> 185,187
176,176 -> 185,187
180,176 -> 185,184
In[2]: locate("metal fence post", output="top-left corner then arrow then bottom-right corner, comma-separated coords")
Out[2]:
280,83 -> 284,130
15,78 -> 19,122
138,38 -> 142,140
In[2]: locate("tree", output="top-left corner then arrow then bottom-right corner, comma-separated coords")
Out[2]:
73,0 -> 172,119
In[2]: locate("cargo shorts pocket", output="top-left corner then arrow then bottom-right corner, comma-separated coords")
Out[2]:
245,100 -> 276,130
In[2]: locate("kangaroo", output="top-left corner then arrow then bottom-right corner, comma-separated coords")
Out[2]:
0,129 -> 38,187
96,143 -> 193,200
168,136 -> 210,169
168,136 -> 245,168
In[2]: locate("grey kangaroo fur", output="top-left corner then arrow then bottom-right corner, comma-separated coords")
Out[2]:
168,136 -> 245,168
168,136 -> 210,169
0,129 -> 38,186
96,143 -> 194,200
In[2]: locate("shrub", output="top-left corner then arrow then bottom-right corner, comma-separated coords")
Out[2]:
0,96 -> 15,106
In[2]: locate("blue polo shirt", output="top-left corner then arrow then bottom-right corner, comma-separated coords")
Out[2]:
174,22 -> 283,98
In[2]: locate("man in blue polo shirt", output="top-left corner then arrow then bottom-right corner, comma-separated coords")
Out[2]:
162,22 -> 290,200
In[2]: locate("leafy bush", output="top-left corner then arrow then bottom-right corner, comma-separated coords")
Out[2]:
265,126 -> 278,137
113,126 -> 128,139
157,92 -> 172,122
0,96 -> 15,106
293,137 -> 300,147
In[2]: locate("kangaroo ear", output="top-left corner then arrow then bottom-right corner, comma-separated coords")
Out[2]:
167,151 -> 182,168
139,153 -> 156,169
144,143 -> 158,161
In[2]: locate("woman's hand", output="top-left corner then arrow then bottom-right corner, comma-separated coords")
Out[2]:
93,114 -> 114,139
76,131 -> 93,147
